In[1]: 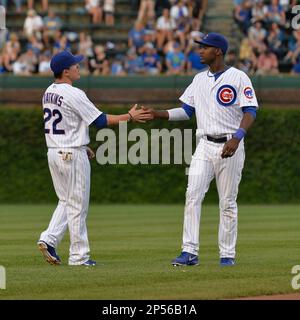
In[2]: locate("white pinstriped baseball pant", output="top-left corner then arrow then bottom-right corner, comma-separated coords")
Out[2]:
39,147 -> 91,265
182,138 -> 245,258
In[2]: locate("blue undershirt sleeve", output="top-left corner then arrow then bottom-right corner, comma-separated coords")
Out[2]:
182,103 -> 195,119
242,106 -> 257,119
92,113 -> 108,128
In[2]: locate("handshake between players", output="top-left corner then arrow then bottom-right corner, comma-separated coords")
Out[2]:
127,105 -> 169,123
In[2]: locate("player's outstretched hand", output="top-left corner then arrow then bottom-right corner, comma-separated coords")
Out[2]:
129,104 -> 154,123
141,106 -> 154,118
87,146 -> 95,160
221,138 -> 239,159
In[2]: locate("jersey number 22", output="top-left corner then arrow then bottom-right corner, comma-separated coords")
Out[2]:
44,108 -> 65,134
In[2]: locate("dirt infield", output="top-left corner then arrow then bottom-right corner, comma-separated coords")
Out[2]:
235,293 -> 300,300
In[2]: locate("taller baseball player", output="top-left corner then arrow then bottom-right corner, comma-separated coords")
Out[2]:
38,50 -> 152,266
146,33 -> 258,266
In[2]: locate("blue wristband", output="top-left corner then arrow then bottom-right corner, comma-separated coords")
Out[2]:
233,128 -> 247,141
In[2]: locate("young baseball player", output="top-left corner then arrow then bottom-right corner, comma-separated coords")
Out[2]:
145,33 -> 258,266
38,50 -> 152,266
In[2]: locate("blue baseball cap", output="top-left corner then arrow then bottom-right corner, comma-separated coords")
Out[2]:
50,51 -> 84,74
194,32 -> 228,55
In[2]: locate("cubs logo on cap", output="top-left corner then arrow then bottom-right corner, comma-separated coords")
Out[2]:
216,85 -> 237,107
194,32 -> 228,55
244,86 -> 253,99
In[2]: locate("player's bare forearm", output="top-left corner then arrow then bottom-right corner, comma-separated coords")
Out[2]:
107,114 -> 131,125
141,107 -> 169,120
153,110 -> 169,120
239,112 -> 256,132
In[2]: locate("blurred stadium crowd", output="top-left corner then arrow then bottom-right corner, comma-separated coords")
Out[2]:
0,0 -> 299,76
234,0 -> 300,75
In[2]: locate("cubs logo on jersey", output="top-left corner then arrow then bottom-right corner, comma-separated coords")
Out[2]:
243,86 -> 253,99
216,85 -> 237,107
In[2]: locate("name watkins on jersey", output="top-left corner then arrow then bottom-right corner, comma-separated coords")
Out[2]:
43,92 -> 64,106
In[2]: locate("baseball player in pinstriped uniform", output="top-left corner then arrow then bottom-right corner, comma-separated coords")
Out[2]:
38,51 -> 151,266
146,33 -> 258,266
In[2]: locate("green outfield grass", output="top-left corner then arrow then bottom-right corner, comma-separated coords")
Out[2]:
0,204 -> 299,300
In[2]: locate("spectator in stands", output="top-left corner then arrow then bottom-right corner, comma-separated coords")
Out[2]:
266,22 -> 285,58
103,0 -> 115,26
78,32 -> 93,57
185,31 -> 206,74
155,0 -> 171,18
43,9 -> 63,47
143,29 -> 156,47
89,45 -> 110,75
291,51 -> 300,74
111,55 -> 126,75
141,42 -> 162,74
23,9 -> 43,39
23,9 -> 43,40
1,46 -> 13,72
163,38 -> 175,55
184,29 -> 202,54
12,48 -> 38,75
77,32 -> 94,73
248,20 -> 267,43
170,0 -> 189,27
187,0 -> 208,31
144,17 -> 157,38
264,0 -> 286,27
234,0 -> 252,35
27,0 -> 48,12
256,48 -> 279,75
226,49 -> 239,67
138,0 -> 155,22
0,54 -> 6,73
239,37 -> 257,73
250,0 -> 267,24
27,34 -> 44,56
156,8 -> 176,50
165,41 -> 185,74
4,32 -> 21,63
170,0 -> 190,49
186,46 -> 206,74
128,20 -> 146,51
38,50 -> 51,75
53,34 -> 71,54
124,47 -> 144,74
284,29 -> 300,62
170,0 -> 189,20
85,0 -> 103,24
248,20 -> 267,52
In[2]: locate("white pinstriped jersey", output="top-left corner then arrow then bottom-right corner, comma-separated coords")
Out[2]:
179,67 -> 258,136
42,83 -> 102,148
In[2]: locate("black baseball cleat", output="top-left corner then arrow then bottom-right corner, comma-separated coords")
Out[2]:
38,240 -> 61,265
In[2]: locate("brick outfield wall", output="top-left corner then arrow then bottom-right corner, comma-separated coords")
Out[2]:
1,88 -> 300,105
